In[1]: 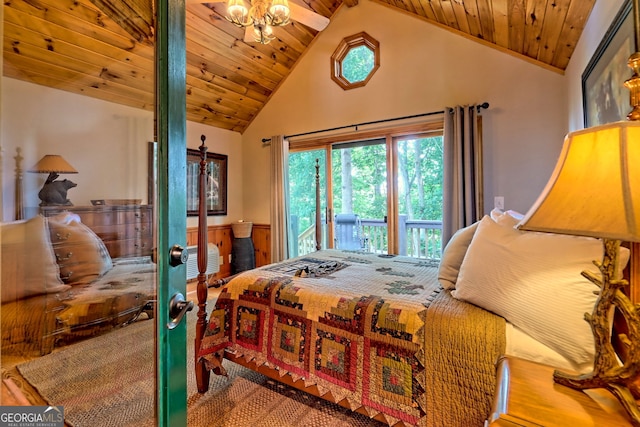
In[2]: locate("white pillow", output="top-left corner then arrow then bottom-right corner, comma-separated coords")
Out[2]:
438,211 -> 526,290
1,216 -> 71,303
437,222 -> 478,290
452,215 -> 607,367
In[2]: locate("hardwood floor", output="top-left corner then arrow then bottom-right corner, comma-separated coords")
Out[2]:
1,378 -> 30,405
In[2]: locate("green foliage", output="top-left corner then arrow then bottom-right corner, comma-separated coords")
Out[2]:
398,136 -> 444,220
331,143 -> 387,218
288,150 -> 326,233
342,46 -> 374,84
288,136 -> 444,253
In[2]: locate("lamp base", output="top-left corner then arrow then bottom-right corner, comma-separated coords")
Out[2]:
553,239 -> 640,426
37,173 -> 77,206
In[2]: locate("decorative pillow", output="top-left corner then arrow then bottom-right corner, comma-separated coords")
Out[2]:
437,222 -> 478,290
452,215 -> 621,367
438,210 -> 526,291
1,216 -> 71,303
46,212 -> 113,286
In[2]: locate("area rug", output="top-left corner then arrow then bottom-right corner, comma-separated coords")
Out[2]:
16,313 -> 381,427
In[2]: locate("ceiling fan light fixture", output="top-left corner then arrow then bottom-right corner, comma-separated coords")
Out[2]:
226,0 -> 292,43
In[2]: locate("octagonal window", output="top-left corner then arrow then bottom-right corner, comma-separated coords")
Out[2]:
331,32 -> 380,90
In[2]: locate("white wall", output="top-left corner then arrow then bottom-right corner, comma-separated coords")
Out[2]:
1,77 -> 242,225
565,0 -> 626,131
241,0 -> 569,222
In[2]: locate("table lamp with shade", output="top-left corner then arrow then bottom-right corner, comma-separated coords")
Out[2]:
29,154 -> 78,206
517,2 -> 640,420
518,123 -> 640,423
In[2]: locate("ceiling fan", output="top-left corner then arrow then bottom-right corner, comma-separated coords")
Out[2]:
186,0 -> 330,44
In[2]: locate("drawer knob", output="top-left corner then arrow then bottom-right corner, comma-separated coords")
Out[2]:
56,252 -> 73,262
55,232 -> 71,241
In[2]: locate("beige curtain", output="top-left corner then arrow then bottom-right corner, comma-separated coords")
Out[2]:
442,105 -> 484,245
270,135 -> 290,262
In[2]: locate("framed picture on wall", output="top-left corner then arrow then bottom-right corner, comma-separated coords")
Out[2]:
582,0 -> 636,127
186,149 -> 228,216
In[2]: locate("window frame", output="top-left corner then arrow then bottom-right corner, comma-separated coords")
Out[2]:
330,32 -> 380,90
288,120 -> 444,254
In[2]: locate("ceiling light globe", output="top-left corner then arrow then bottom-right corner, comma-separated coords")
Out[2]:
268,0 -> 290,23
227,0 -> 248,22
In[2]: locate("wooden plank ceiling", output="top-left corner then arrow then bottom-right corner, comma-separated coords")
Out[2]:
3,0 -> 595,134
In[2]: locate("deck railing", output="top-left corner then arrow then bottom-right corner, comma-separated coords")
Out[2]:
296,224 -> 317,256
293,215 -> 442,259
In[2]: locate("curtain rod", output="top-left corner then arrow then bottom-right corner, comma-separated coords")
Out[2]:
261,102 -> 489,143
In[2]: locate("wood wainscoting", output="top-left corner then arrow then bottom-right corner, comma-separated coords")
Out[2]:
186,223 -> 271,281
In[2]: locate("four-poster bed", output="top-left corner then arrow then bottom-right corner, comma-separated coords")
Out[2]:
191,147 -> 637,425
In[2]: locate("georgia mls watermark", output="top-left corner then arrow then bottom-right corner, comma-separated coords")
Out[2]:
0,406 -> 64,427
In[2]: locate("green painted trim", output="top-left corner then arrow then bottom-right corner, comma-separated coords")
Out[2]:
155,0 -> 188,426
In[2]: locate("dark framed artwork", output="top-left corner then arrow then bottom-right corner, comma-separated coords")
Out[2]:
186,149 -> 227,216
582,0 -> 635,127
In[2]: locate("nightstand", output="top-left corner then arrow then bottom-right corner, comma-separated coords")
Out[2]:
488,356 -> 632,426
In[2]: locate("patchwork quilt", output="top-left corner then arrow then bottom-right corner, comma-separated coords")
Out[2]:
198,249 -> 505,426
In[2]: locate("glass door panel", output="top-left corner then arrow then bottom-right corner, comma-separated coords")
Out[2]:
331,140 -> 388,253
396,135 -> 444,259
0,0 -> 187,425
288,149 -> 327,256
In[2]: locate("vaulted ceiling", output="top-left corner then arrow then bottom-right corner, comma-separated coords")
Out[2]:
3,0 -> 596,134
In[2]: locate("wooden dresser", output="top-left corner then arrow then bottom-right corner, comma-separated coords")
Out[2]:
41,205 -> 153,258
488,356 -> 632,426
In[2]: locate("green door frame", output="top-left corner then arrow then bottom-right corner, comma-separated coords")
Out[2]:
155,0 -> 188,425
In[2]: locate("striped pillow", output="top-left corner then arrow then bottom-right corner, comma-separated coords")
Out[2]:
452,215 -> 609,367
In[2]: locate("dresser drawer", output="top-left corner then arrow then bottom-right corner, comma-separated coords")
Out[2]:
105,236 -> 153,258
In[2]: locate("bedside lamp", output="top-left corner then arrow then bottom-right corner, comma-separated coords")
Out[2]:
29,155 -> 78,206
518,121 -> 640,425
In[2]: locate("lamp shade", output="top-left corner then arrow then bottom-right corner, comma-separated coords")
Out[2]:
519,121 -> 640,242
29,155 -> 78,174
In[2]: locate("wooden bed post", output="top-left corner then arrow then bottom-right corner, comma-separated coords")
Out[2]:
195,156 -> 323,393
195,135 -> 211,393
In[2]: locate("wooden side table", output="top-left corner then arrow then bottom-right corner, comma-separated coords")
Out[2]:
488,356 -> 632,426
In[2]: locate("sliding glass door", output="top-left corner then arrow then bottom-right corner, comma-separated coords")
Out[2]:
396,135 -> 444,258
288,129 -> 444,259
331,140 -> 388,253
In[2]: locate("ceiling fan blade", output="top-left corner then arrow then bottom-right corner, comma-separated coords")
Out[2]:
289,2 -> 329,31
